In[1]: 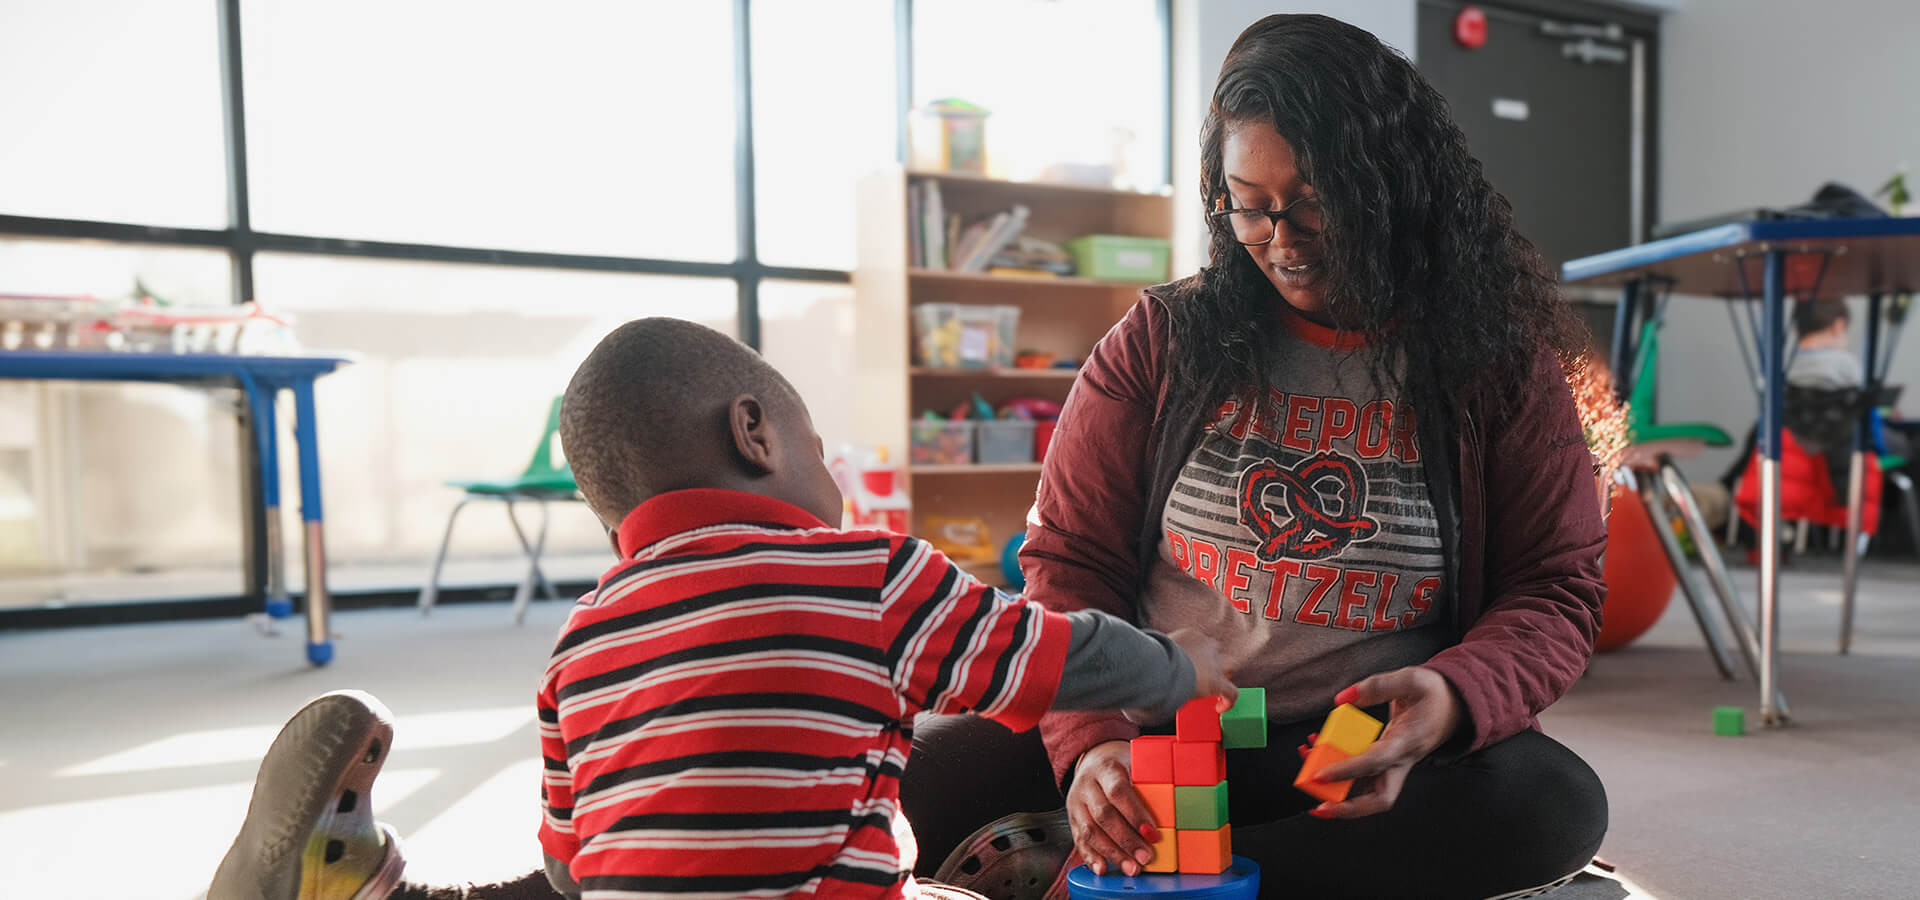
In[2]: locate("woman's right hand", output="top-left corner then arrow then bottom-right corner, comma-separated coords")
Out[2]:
1066,740 -> 1159,876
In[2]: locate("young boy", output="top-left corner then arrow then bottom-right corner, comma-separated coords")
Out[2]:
211,317 -> 1233,900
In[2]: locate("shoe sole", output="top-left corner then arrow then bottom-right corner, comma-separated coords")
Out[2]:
209,690 -> 400,900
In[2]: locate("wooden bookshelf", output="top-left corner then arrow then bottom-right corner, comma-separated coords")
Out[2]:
855,166 -> 1173,586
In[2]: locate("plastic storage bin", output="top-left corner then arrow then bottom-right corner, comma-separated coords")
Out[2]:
976,420 -> 1037,464
911,420 -> 975,464
1065,235 -> 1171,283
914,303 -> 1020,369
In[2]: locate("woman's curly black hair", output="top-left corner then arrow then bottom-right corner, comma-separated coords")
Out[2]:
1166,14 -> 1587,427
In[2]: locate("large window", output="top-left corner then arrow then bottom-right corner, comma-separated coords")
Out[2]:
242,0 -> 739,260
0,2 -> 229,228
0,1 -> 1170,607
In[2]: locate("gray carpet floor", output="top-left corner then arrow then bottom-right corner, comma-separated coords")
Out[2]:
1,561 -> 1915,899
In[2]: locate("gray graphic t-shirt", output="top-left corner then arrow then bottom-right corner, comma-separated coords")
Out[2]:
1144,311 -> 1451,724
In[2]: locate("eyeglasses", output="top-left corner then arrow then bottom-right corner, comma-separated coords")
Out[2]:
1209,194 -> 1325,246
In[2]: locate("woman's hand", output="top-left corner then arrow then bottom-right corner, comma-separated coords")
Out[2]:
1065,740 -> 1160,876
1308,665 -> 1464,819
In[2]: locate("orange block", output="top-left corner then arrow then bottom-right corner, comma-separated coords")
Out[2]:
1136,782 -> 1177,827
1176,824 -> 1232,875
1145,825 -> 1180,873
1293,741 -> 1354,803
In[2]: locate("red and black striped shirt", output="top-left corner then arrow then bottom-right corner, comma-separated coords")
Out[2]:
538,489 -> 1070,899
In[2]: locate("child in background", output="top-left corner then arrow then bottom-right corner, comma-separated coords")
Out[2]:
1788,298 -> 1862,389
210,317 -> 1235,900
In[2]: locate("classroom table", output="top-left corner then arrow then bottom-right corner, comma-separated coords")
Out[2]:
0,351 -> 351,666
1564,217 -> 1920,725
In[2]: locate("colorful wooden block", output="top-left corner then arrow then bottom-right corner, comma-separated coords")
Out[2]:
1144,825 -> 1180,873
1136,782 -> 1177,827
1175,696 -> 1222,742
1130,735 -> 1175,783
1175,824 -> 1232,875
1219,687 -> 1267,749
1319,702 -> 1384,756
1713,705 -> 1744,736
1174,780 -> 1229,830
1293,741 -> 1354,803
1172,739 -> 1226,786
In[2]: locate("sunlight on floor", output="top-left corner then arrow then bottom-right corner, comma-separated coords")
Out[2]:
0,769 -> 438,900
403,758 -> 548,886
58,706 -> 532,778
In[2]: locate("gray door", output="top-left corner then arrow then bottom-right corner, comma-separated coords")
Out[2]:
1417,1 -> 1653,274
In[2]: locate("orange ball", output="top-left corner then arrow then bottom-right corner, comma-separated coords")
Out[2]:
1597,481 -> 1677,652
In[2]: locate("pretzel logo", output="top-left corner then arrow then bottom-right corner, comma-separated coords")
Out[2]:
1237,453 -> 1380,561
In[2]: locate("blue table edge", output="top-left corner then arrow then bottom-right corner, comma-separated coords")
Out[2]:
1562,216 -> 1920,285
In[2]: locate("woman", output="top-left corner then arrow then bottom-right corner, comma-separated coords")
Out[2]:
903,14 -> 1608,899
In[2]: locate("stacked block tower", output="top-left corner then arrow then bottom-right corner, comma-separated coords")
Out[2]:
1126,687 -> 1267,875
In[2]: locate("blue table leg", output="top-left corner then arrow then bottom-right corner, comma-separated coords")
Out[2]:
1757,251 -> 1787,726
292,378 -> 333,666
249,383 -> 293,620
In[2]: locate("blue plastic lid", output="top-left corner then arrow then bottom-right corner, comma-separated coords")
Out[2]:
1065,857 -> 1260,899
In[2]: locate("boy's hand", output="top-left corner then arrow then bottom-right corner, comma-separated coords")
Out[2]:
1065,741 -> 1157,877
1168,628 -> 1238,706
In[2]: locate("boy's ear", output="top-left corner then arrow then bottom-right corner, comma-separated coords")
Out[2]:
729,394 -> 777,474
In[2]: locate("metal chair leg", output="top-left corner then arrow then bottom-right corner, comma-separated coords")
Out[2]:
510,499 -> 553,626
1658,460 -> 1761,678
1840,449 -> 1869,655
1630,469 -> 1741,679
418,496 -> 474,615
1794,518 -> 1811,555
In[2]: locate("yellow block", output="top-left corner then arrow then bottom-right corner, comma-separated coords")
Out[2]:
1320,703 -> 1383,756
1145,826 -> 1180,873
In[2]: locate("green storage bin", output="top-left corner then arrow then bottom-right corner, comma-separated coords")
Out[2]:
1066,234 -> 1170,283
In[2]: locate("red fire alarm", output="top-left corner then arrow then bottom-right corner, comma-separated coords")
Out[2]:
1455,5 -> 1489,49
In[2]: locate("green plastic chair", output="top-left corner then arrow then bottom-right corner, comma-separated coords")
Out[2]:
1627,317 -> 1734,448
418,397 -> 583,623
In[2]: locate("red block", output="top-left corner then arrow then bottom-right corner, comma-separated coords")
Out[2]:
1129,735 -> 1174,784
1175,696 -> 1223,743
1172,739 -> 1226,786
1293,741 -> 1354,803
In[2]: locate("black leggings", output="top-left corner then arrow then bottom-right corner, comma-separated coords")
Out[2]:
902,714 -> 1608,900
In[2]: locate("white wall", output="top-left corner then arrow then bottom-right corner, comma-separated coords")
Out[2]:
1656,0 -> 1920,481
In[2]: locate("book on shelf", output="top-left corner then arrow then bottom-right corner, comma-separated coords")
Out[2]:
958,205 -> 1030,272
922,180 -> 948,269
908,182 -> 925,268
910,175 -> 1038,273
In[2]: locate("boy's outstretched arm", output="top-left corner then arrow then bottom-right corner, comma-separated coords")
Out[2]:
880,536 -> 1234,730
1053,611 -> 1236,724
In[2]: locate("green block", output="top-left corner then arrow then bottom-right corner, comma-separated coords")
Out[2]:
1220,687 -> 1267,749
1713,705 -> 1744,736
1174,780 -> 1229,830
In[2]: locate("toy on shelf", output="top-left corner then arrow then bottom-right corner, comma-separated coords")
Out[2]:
1120,687 -> 1266,877
1293,703 -> 1384,804
829,446 -> 910,534
925,515 -> 994,564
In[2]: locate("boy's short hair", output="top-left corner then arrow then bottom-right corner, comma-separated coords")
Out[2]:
560,317 -> 800,524
1793,298 -> 1849,336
